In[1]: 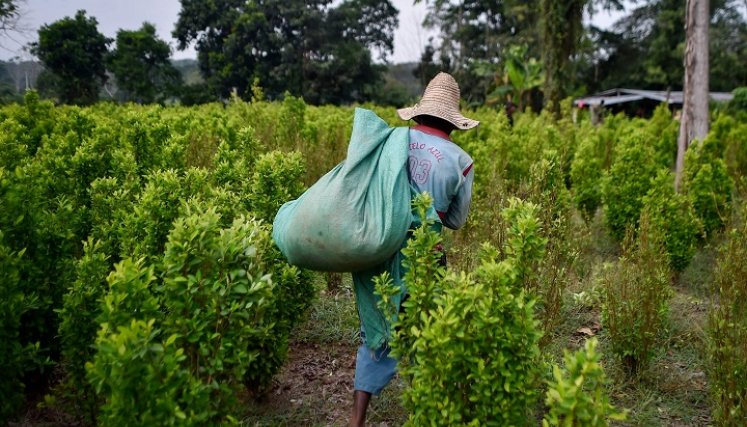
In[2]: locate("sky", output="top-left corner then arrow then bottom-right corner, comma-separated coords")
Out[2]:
0,0 -> 626,64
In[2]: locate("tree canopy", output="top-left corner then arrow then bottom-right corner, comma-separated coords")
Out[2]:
416,0 -> 541,102
108,22 -> 182,103
31,10 -> 110,105
9,0 -> 747,107
577,0 -> 747,93
173,0 -> 398,104
416,0 -> 746,108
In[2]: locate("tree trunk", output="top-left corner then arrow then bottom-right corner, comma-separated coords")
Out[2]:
675,0 -> 710,192
540,0 -> 585,119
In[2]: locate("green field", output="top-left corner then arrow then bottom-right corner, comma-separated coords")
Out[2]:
2,92 -> 746,425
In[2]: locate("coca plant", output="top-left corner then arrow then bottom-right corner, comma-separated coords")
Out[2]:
88,205 -> 312,424
601,129 -> 658,241
708,206 -> 747,425
543,339 -> 626,426
88,319 -> 214,426
641,170 -> 701,271
601,213 -> 671,374
57,238 -> 111,421
682,135 -> 733,237
0,233 -> 40,421
377,195 -> 545,426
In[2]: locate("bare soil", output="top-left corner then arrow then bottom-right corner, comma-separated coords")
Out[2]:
242,341 -> 359,426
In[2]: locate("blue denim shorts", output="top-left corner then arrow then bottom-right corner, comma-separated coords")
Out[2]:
353,331 -> 397,395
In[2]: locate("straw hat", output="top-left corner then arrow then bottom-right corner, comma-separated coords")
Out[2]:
397,72 -> 479,130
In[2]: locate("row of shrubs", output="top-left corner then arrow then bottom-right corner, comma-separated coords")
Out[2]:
0,92 -> 315,423
373,195 -> 625,426
395,101 -> 745,424
570,104 -> 741,272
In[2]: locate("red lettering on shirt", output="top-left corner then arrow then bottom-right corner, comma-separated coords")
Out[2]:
427,146 -> 444,162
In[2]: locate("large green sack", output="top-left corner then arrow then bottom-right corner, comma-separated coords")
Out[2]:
272,108 -> 411,272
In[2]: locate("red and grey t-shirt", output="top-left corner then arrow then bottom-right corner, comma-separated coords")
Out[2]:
408,125 -> 474,230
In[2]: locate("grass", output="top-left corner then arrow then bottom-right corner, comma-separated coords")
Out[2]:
533,211 -> 713,426
601,290 -> 711,426
291,275 -> 360,347
367,376 -> 408,425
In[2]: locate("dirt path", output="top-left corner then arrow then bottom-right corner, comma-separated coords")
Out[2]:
242,341 -> 359,426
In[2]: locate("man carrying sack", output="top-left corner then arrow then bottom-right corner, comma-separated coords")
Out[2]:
350,72 -> 478,426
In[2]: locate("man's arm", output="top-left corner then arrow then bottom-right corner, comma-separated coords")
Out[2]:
442,164 -> 474,230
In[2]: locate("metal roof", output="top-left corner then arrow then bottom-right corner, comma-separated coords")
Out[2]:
574,88 -> 734,107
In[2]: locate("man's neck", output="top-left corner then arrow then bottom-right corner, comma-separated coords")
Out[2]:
413,124 -> 452,141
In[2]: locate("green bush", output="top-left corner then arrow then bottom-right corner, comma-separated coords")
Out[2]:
543,338 -> 626,426
502,195 -> 549,284
500,115 -> 550,187
210,142 -> 252,208
97,257 -> 162,331
707,209 -> 747,425
248,150 -> 306,223
378,195 -> 545,425
0,233 -> 39,421
602,130 -> 659,241
276,93 -> 307,150
119,170 -> 187,259
120,112 -> 174,174
18,90 -> 58,154
0,118 -> 33,171
89,177 -> 137,258
601,213 -> 671,373
711,115 -> 747,179
595,113 -> 629,169
211,127 -> 260,196
730,87 -> 747,112
57,238 -> 111,420
571,133 -> 604,220
526,152 -> 575,340
0,104 -> 111,406
90,205 -> 311,422
160,207 -> 276,404
87,319 -> 213,426
644,104 -> 678,169
683,136 -> 733,236
641,170 -> 701,271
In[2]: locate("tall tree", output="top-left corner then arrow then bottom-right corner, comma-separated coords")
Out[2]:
416,0 -> 623,106
416,0 -> 541,103
583,0 -> 746,93
708,1 -> 747,90
0,60 -> 20,103
108,22 -> 182,104
540,0 -> 586,116
31,10 -> 110,105
539,0 -> 624,116
413,43 -> 446,88
173,0 -> 397,103
676,0 -> 710,191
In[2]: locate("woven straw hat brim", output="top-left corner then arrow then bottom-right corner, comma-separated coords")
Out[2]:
398,72 -> 479,130
397,104 -> 479,130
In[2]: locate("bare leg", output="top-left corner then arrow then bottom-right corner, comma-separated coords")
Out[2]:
350,390 -> 372,427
